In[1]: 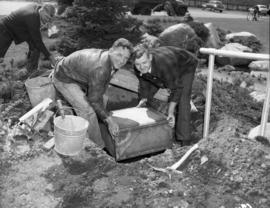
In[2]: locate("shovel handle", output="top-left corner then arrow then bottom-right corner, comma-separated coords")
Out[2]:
57,100 -> 65,119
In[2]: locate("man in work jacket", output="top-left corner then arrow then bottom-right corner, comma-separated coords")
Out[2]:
134,45 -> 198,146
53,38 -> 133,148
0,3 -> 56,71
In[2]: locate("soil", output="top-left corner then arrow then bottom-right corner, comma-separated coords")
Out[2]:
1,58 -> 269,208
1,111 -> 270,208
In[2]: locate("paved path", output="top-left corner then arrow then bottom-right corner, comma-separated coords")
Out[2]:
0,1 -> 32,15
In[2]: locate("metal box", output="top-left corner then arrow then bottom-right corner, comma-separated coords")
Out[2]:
100,107 -> 172,161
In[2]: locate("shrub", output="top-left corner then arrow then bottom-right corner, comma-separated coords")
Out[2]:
216,27 -> 231,45
56,0 -> 143,56
229,36 -> 262,53
186,21 -> 210,44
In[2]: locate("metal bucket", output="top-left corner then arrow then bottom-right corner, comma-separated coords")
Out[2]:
54,115 -> 89,156
25,77 -> 56,107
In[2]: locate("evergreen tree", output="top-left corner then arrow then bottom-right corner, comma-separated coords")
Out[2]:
57,0 -> 142,55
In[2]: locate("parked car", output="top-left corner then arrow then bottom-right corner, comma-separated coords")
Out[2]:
202,0 -> 225,13
248,5 -> 268,16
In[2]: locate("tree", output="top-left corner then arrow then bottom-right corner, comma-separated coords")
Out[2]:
56,0 -> 143,56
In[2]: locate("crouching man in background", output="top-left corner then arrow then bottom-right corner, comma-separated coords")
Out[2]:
134,45 -> 198,146
52,38 -> 133,148
0,3 -> 56,71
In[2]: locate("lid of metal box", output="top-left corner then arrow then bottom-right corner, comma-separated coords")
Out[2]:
111,107 -> 168,131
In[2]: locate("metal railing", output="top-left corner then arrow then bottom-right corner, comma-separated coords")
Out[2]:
199,48 -> 270,139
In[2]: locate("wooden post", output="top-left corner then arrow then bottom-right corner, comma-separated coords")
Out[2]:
203,54 -> 215,139
260,68 -> 270,137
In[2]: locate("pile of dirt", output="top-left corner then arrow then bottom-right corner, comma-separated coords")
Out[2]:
1,114 -> 269,208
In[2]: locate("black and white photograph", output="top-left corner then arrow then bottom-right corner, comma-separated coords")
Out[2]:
0,0 -> 269,207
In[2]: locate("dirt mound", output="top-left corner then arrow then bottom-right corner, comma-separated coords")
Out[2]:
184,116 -> 270,208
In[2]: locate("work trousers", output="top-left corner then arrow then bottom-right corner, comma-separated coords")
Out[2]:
0,23 -> 13,58
53,76 -> 105,149
175,69 -> 195,142
0,22 -> 40,72
26,41 -> 40,73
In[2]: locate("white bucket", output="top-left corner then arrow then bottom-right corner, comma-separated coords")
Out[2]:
54,115 -> 89,156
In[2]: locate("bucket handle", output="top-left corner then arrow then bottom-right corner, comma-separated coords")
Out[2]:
26,69 -> 54,88
27,69 -> 53,79
53,106 -> 95,120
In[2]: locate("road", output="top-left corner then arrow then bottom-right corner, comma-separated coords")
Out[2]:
152,7 -> 251,19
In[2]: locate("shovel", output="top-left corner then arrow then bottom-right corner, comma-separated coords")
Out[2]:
149,143 -> 199,179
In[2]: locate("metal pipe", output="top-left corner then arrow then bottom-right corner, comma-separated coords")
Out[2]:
200,48 -> 270,61
19,98 -> 53,123
260,69 -> 270,137
203,54 -> 215,139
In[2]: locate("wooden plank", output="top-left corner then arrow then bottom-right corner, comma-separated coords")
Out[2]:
110,69 -> 169,102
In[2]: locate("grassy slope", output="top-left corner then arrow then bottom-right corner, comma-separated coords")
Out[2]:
137,15 -> 269,53
196,17 -> 270,53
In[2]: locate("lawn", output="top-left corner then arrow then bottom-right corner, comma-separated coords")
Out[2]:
136,15 -> 270,53
196,17 -> 270,53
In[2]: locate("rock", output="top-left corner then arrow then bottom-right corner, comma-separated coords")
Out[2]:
204,22 -> 221,49
159,23 -> 198,53
190,100 -> 198,112
216,43 -> 253,66
249,60 -> 269,72
248,123 -> 270,140
250,91 -> 266,102
240,81 -> 247,88
200,155 -> 208,165
218,65 -> 235,72
225,32 -> 256,40
250,71 -> 268,80
48,25 -> 60,39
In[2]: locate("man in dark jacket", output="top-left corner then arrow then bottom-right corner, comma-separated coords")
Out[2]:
134,45 -> 198,146
53,38 -> 133,148
0,3 -> 56,71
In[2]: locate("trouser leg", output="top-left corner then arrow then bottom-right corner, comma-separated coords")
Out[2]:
0,24 -> 13,59
26,42 -> 40,73
175,70 -> 195,141
53,76 -> 105,148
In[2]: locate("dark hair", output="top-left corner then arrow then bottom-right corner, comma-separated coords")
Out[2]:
112,38 -> 133,53
133,44 -> 150,59
42,4 -> 56,18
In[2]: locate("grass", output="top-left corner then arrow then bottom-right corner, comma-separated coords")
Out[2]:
137,15 -> 270,53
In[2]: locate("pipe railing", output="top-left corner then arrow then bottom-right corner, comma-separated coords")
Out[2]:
199,48 -> 270,139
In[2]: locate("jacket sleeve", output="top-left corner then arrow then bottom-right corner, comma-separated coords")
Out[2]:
26,14 -> 50,58
87,68 -> 110,121
168,80 -> 183,102
168,49 -> 198,102
138,76 -> 158,100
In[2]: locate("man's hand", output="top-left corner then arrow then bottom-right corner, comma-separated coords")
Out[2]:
49,55 -> 56,67
167,101 -> 177,128
167,114 -> 175,128
136,98 -> 147,108
105,116 -> 119,136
